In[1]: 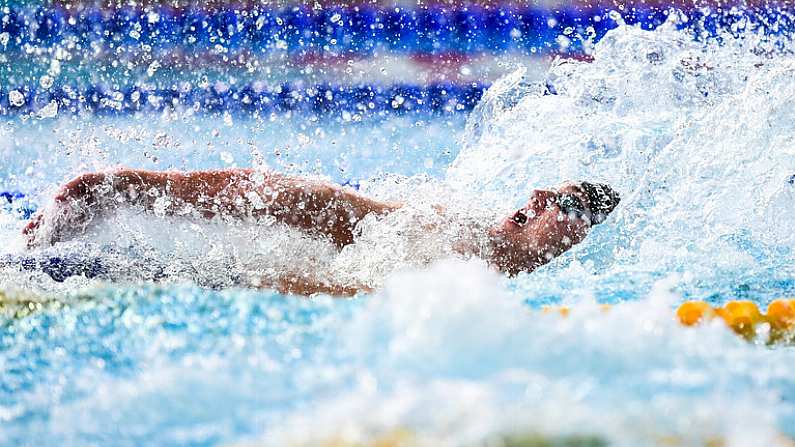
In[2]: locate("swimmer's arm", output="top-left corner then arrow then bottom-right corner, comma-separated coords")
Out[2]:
24,169 -> 402,248
152,168 -> 403,247
269,273 -> 373,297
241,171 -> 402,247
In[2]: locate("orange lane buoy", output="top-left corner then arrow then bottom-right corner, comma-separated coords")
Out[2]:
547,300 -> 795,344
541,304 -> 613,317
541,305 -> 570,317
717,301 -> 764,338
676,301 -> 716,326
767,299 -> 795,332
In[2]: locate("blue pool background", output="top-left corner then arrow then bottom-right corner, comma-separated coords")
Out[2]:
3,3 -> 795,446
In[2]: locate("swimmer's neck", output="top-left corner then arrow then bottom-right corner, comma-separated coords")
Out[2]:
447,221 -> 540,277
480,225 -> 559,277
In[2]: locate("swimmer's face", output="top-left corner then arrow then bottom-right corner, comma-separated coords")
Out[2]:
489,182 -> 593,275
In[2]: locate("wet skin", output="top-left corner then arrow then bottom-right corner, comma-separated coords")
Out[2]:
23,170 -> 602,295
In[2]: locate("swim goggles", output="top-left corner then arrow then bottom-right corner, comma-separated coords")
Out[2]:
511,193 -> 587,226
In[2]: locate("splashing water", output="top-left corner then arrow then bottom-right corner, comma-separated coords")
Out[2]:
451,19 -> 795,302
3,19 -> 795,446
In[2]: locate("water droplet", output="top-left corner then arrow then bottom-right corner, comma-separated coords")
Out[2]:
153,196 -> 171,217
147,61 -> 161,77
297,133 -> 311,146
608,10 -> 626,25
330,13 -> 342,24
8,90 -> 24,107
50,59 -> 61,75
391,95 -> 405,109
251,171 -> 266,185
39,75 -> 53,89
245,191 -> 266,209
37,100 -> 58,119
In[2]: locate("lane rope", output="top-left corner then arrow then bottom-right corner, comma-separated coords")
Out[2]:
544,300 -> 795,343
0,82 -> 488,117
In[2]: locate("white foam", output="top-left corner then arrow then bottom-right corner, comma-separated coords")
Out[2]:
449,22 -> 795,280
258,260 -> 789,446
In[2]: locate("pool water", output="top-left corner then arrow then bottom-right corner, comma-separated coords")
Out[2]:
3,19 -> 795,447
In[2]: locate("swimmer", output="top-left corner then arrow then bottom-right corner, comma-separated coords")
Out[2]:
22,169 -> 619,295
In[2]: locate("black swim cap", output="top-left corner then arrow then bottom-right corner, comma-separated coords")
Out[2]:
580,182 -> 620,224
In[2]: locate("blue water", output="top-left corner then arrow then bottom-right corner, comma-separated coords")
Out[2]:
3,22 -> 795,447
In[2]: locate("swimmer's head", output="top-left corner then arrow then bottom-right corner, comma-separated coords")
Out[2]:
487,181 -> 620,276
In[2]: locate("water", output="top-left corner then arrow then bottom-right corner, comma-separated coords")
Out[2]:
3,19 -> 795,447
